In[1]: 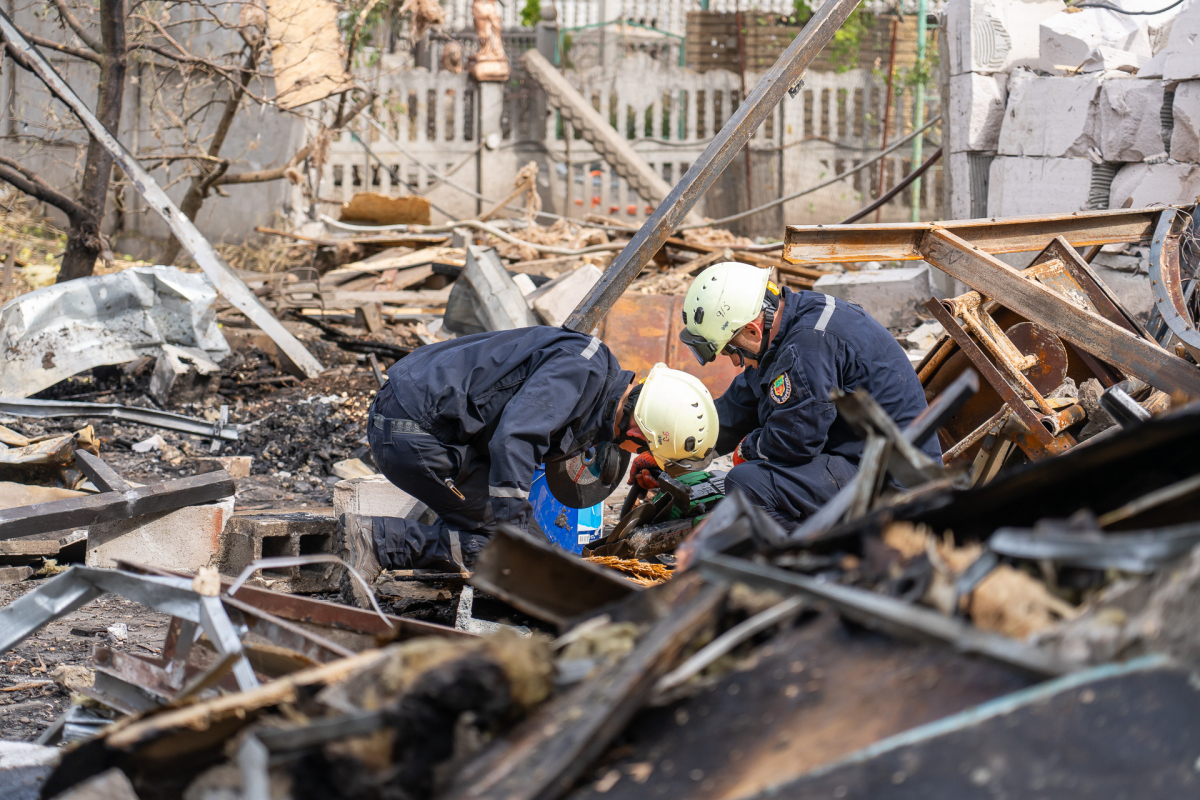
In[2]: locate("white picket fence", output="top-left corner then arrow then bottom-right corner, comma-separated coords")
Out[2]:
318,51 -> 940,230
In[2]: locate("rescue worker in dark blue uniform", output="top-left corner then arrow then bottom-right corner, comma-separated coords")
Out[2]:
340,327 -> 719,584
677,262 -> 939,530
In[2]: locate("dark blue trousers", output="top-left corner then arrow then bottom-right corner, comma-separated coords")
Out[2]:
724,453 -> 857,530
366,393 -> 492,570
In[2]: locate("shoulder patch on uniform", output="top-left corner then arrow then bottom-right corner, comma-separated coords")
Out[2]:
770,372 -> 791,404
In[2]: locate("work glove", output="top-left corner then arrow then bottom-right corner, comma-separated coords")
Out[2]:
627,452 -> 660,491
732,436 -> 757,466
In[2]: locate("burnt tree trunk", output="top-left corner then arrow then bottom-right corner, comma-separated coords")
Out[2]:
56,0 -> 126,283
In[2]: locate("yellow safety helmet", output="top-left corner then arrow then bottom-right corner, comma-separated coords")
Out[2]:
680,262 -> 778,364
632,363 -> 719,473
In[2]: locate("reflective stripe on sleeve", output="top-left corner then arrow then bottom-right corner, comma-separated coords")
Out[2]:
814,293 -> 836,333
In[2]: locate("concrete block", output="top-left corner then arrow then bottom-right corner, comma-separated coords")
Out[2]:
984,155 -> 1099,215
1078,45 -> 1148,73
529,264 -> 603,327
0,741 -> 60,800
333,474 -> 425,518
1109,162 -> 1200,208
944,0 -> 1065,76
1040,7 -> 1149,74
511,273 -> 538,296
987,156 -> 1094,216
948,72 -> 1008,153
812,265 -> 934,329
0,566 -> 32,584
462,245 -> 540,331
997,70 -> 1103,158
86,497 -> 235,572
947,152 -> 973,220
946,152 -> 994,220
218,512 -> 339,592
148,344 -> 221,406
1171,80 -> 1200,162
194,455 -> 252,479
1099,78 -> 1166,161
1151,0 -> 1200,80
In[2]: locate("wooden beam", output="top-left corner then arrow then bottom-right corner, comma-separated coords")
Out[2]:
920,227 -> 1200,398
0,471 -> 235,540
74,450 -> 131,493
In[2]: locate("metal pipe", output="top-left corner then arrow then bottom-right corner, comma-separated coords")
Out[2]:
875,17 -> 899,223
564,0 -> 865,333
1039,403 -> 1086,436
840,146 -> 941,224
911,0 -> 928,223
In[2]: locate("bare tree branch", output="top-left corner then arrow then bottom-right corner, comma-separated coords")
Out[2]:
0,155 -> 85,220
217,92 -> 377,185
50,0 -> 102,53
27,32 -> 103,64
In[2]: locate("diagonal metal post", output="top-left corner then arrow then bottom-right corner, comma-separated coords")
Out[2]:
564,0 -> 864,332
0,11 -> 324,378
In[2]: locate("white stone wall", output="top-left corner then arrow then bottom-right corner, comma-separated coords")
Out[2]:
946,0 -> 1200,222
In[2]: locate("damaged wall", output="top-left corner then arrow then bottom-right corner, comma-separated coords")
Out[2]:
944,0 -> 1200,320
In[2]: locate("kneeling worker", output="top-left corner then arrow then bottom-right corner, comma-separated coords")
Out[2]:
678,262 -> 939,529
342,326 -> 719,576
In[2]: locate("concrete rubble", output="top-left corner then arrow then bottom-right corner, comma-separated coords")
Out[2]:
1039,5 -> 1149,75
813,263 -> 935,329
4,3 -> 1200,798
0,198 -> 1194,799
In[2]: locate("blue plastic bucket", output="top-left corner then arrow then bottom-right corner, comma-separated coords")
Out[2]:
530,466 -> 604,554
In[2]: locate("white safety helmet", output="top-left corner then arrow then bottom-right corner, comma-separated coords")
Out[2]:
632,363 -> 719,473
680,262 -> 778,364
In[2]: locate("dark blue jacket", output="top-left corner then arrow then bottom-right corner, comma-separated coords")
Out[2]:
383,327 -> 633,520
716,288 -> 940,466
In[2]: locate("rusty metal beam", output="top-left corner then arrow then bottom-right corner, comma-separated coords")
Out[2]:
783,207 -> 1161,265
921,227 -> 1200,398
564,0 -> 864,332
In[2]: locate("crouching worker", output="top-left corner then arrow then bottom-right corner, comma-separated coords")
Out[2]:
678,262 -> 939,530
340,326 -> 719,580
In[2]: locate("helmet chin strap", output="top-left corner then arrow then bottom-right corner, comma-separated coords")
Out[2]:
754,301 -> 777,362
613,384 -> 643,447
727,292 -> 779,366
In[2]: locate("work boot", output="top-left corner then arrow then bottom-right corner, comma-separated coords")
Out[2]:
336,513 -> 382,609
